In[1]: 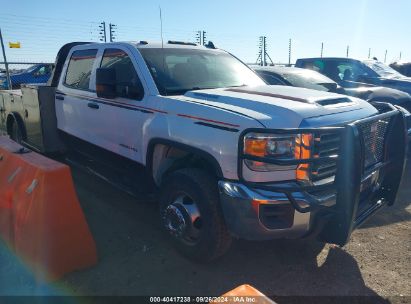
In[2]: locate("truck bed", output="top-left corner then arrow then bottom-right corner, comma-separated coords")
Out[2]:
0,85 -> 64,153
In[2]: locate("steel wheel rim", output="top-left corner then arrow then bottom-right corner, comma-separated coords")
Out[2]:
163,192 -> 202,245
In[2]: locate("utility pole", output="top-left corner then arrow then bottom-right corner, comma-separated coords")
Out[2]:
0,28 -> 11,90
346,45 -> 349,57
99,22 -> 106,42
261,36 -> 267,66
195,30 -> 207,45
320,42 -> 324,58
109,23 -> 117,42
256,36 -> 273,66
195,31 -> 201,45
399,51 -> 402,61
368,48 -> 371,59
202,31 -> 207,46
384,50 -> 387,63
288,38 -> 292,66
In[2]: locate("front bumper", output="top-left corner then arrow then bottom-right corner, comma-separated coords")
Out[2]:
220,103 -> 407,245
218,181 -> 325,240
218,177 -> 390,241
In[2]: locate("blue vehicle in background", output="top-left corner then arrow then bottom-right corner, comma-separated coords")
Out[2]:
0,63 -> 54,89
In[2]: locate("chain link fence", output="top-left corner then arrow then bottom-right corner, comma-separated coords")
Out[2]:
0,62 -> 54,89
0,12 -> 405,91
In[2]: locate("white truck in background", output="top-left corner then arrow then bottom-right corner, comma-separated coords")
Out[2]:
0,41 -> 407,261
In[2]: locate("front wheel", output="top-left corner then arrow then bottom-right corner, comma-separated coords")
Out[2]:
160,168 -> 232,262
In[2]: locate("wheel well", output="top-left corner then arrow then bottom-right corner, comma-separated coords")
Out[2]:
148,140 -> 223,185
6,113 -> 26,139
6,115 -> 15,135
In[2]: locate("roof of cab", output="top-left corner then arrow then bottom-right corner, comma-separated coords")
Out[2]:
66,40 -> 225,53
296,57 -> 371,63
132,40 -> 224,51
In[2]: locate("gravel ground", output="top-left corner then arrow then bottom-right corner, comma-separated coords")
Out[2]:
0,158 -> 410,302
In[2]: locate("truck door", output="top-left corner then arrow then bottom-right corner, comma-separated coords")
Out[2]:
55,48 -> 99,143
88,47 -> 147,163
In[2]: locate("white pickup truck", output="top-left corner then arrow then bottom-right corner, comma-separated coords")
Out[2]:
0,41 -> 407,261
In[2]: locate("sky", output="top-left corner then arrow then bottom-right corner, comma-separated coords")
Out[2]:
0,0 -> 410,65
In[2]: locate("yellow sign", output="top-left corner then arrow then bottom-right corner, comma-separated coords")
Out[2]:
9,42 -> 21,48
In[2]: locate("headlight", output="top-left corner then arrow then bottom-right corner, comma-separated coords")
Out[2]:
243,132 -> 312,178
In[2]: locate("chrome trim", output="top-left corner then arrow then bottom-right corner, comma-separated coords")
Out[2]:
218,180 -> 316,238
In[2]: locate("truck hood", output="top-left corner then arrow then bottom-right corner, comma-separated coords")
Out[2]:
172,85 -> 378,128
344,86 -> 411,104
377,77 -> 411,95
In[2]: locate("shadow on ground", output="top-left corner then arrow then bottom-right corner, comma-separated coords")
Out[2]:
56,166 -> 405,300
360,159 -> 411,229
1,157 -> 409,301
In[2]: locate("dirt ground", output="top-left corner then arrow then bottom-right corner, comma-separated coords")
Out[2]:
0,157 -> 410,302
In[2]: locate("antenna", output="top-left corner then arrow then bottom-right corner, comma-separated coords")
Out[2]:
159,6 -> 167,95
159,6 -> 164,48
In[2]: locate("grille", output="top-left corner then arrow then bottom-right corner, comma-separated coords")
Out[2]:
310,132 -> 340,182
357,118 -> 390,169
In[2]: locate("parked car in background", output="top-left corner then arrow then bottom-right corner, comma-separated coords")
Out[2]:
295,57 -> 411,95
0,63 -> 54,89
255,65 -> 411,152
254,66 -> 411,112
390,61 -> 411,77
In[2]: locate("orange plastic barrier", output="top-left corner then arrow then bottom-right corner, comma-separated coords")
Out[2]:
0,148 -> 16,245
0,136 -> 97,281
215,284 -> 276,304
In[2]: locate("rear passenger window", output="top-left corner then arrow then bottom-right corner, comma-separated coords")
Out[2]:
65,49 -> 97,90
100,48 -> 144,100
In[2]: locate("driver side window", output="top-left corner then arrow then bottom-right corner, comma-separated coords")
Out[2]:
100,48 -> 144,100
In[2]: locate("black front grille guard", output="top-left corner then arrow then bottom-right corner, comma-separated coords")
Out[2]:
237,103 -> 407,217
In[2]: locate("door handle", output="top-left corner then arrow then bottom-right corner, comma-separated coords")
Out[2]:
87,102 -> 99,109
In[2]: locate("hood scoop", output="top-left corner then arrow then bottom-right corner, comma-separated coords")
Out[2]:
226,88 -> 353,107
315,97 -> 353,107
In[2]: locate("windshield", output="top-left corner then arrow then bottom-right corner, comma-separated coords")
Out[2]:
282,70 -> 337,92
363,61 -> 404,78
139,48 -> 265,95
23,65 -> 39,74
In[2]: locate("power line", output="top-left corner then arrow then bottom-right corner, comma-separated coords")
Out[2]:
0,13 -> 101,25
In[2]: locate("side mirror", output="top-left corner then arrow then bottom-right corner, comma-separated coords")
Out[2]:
96,68 -> 116,99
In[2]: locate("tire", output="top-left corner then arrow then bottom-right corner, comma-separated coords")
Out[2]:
160,168 -> 232,262
10,120 -> 23,144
